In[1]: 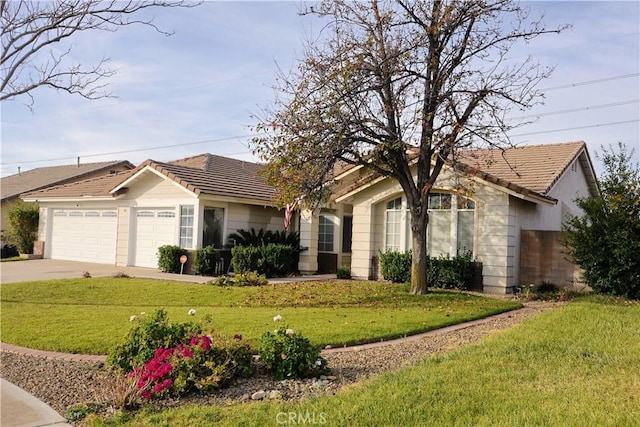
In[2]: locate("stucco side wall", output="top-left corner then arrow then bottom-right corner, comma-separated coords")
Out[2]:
121,172 -> 195,203
345,166 -> 517,293
225,203 -> 283,245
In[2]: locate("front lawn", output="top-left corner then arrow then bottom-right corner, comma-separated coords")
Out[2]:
93,296 -> 640,426
0,278 -> 520,354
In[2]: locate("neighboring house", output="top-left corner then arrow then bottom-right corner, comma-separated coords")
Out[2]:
1,160 -> 134,233
22,154 -> 285,269
294,141 -> 598,293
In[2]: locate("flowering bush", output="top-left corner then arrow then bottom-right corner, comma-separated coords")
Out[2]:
258,319 -> 328,380
128,332 -> 254,401
107,309 -> 202,372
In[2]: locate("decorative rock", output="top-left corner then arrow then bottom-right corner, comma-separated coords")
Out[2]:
269,390 -> 283,400
325,344 -> 332,349
241,393 -> 250,401
251,390 -> 266,400
326,375 -> 338,381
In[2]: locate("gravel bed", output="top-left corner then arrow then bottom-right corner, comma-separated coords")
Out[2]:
0,300 -> 561,421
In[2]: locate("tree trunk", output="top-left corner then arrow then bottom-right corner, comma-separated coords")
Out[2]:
410,211 -> 429,294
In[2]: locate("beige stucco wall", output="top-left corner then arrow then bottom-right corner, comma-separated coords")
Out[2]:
344,165 -> 521,293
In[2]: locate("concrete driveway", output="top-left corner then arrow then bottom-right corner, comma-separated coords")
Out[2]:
0,259 -> 334,284
0,259 -> 210,284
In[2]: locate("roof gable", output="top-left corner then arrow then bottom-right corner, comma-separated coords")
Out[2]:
333,141 -> 597,204
1,160 -> 134,202
24,154 -> 277,204
112,154 -> 277,203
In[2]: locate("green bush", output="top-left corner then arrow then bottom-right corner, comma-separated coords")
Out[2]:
6,200 -> 39,254
428,251 -> 475,290
234,271 -> 268,286
228,228 -> 305,272
380,250 -> 476,289
107,309 -> 201,372
379,250 -> 412,283
258,325 -> 327,380
562,143 -> 640,299
231,243 -> 294,277
336,265 -> 351,279
156,245 -> 186,273
231,245 -> 263,273
193,245 -> 219,276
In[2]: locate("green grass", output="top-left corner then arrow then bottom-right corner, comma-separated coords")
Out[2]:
0,256 -> 25,262
91,296 -> 640,426
0,278 -> 519,354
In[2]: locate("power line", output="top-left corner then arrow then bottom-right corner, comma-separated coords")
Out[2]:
0,135 -> 259,166
510,99 -> 639,120
509,119 -> 640,137
540,73 -> 640,91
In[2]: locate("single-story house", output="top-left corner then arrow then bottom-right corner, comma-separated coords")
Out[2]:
295,140 -> 598,293
23,141 -> 597,294
1,160 -> 134,232
22,154 -> 285,268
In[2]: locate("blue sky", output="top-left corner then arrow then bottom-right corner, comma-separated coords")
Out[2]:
1,1 -> 638,178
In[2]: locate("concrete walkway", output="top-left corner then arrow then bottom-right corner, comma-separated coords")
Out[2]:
1,379 -> 72,427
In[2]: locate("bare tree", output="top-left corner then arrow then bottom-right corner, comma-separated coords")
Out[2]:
252,0 -> 568,294
1,0 -> 199,106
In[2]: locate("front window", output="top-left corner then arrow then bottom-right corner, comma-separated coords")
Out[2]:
318,215 -> 334,252
179,205 -> 194,248
385,198 -> 403,251
203,207 -> 224,248
385,193 -> 475,256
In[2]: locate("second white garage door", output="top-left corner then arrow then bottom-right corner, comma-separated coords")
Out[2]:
50,209 -> 118,264
133,209 -> 177,268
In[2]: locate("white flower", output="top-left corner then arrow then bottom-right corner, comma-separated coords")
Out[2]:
285,328 -> 295,336
129,315 -> 137,322
273,314 -> 283,322
188,308 -> 197,316
315,359 -> 323,367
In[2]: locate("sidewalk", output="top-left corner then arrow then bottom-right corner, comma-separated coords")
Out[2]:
1,378 -> 72,427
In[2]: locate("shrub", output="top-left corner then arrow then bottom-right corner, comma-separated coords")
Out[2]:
107,309 -> 201,372
336,265 -> 351,279
231,243 -> 294,277
258,325 -> 327,380
209,275 -> 234,286
193,245 -> 219,276
228,228 -> 305,273
128,333 -> 253,401
231,245 -> 263,273
234,271 -> 268,286
6,200 -> 39,254
380,249 -> 476,289
562,143 -> 640,299
156,245 -> 187,273
428,251 -> 476,290
379,250 -> 412,283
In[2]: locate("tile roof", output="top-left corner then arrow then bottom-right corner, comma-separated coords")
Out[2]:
134,154 -> 277,202
455,141 -> 588,195
21,170 -> 135,199
333,141 -> 596,203
1,161 -> 134,202
24,154 -> 277,204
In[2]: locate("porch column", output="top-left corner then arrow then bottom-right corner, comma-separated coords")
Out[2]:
350,202 -> 375,280
298,209 -> 318,274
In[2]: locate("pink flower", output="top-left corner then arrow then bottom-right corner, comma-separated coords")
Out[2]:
200,335 -> 212,351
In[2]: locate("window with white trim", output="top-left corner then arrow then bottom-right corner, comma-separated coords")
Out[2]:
384,193 -> 475,257
318,215 -> 334,252
179,205 -> 194,248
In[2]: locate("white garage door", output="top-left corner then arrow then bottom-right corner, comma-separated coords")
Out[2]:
133,209 -> 177,268
50,209 -> 118,264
